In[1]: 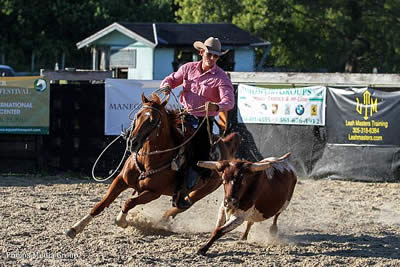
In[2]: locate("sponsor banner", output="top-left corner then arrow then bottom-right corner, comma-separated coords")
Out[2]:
237,84 -> 326,126
105,79 -> 182,135
326,87 -> 400,145
0,76 -> 49,134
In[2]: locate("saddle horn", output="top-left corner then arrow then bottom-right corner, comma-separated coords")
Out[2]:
197,161 -> 221,170
161,94 -> 170,107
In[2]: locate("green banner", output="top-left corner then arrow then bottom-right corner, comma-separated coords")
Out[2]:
0,76 -> 49,134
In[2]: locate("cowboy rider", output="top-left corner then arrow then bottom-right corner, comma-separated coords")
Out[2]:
160,37 -> 235,208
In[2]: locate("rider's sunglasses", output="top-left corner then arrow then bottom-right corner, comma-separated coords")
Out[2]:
204,52 -> 219,59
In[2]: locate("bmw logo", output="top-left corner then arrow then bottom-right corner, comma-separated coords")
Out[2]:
295,104 -> 305,115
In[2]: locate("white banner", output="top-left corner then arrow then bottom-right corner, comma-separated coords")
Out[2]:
105,79 -> 182,135
237,84 -> 326,126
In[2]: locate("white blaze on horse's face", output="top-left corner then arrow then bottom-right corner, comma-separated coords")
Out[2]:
128,105 -> 162,153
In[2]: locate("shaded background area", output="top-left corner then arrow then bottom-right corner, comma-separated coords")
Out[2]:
0,83 -> 125,175
0,82 -> 399,181
224,85 -> 400,181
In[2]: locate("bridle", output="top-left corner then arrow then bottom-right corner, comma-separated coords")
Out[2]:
129,106 -> 211,157
127,104 -> 163,154
91,89 -> 219,182
127,103 -> 215,180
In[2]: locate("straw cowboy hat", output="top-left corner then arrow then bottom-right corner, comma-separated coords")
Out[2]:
193,37 -> 229,56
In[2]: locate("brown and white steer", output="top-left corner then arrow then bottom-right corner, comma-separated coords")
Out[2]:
196,152 -> 297,255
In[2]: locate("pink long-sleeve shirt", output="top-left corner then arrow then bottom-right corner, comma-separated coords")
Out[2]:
160,61 -> 234,117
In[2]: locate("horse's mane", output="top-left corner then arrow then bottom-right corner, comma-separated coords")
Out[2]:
166,109 -> 184,144
166,109 -> 179,128
148,93 -> 182,144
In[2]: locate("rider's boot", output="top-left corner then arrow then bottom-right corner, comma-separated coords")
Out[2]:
172,169 -> 185,207
176,167 -> 213,209
175,167 -> 201,209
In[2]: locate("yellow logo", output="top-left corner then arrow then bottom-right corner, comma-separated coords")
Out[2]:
356,90 -> 378,120
272,104 -> 278,114
311,105 -> 318,116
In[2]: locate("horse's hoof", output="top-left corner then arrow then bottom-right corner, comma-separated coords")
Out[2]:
269,225 -> 278,236
65,228 -> 77,239
115,211 -> 129,228
115,218 -> 128,228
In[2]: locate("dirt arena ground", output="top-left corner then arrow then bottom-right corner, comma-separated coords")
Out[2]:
1,175 -> 399,266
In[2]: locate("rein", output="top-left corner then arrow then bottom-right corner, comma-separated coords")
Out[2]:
131,105 -> 208,180
133,151 -> 171,180
91,87 -> 218,182
130,103 -> 220,180
134,100 -> 226,157
91,88 -> 169,182
135,114 -> 207,156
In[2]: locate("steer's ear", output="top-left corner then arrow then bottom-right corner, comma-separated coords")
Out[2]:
248,162 -> 272,172
197,161 -> 221,170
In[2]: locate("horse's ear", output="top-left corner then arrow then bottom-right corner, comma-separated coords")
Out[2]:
151,93 -> 161,104
161,94 -> 170,107
142,93 -> 149,103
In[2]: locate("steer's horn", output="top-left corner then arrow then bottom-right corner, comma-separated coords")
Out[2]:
278,152 -> 291,160
248,162 -> 272,172
197,161 -> 220,170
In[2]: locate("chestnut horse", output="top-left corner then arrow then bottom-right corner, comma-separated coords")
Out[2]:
66,93 -> 240,239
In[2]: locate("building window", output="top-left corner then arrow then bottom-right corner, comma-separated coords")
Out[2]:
172,49 -> 195,71
218,50 -> 235,71
110,47 -> 137,68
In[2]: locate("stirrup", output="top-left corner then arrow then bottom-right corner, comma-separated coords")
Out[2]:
177,195 -> 192,209
173,191 -> 192,209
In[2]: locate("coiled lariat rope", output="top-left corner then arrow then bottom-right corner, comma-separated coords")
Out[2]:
91,135 -> 130,182
91,87 -> 170,182
91,87 -> 216,182
136,114 -> 207,156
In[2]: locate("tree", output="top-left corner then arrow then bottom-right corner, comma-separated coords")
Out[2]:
175,0 -> 240,23
175,0 -> 400,73
0,0 -> 175,72
2,0 -> 400,73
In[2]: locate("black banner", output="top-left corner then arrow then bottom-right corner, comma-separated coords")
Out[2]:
326,87 -> 400,145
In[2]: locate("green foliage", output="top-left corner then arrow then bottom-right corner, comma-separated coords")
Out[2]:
175,0 -> 240,23
176,0 -> 400,73
0,0 -> 175,72
1,0 -> 400,73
